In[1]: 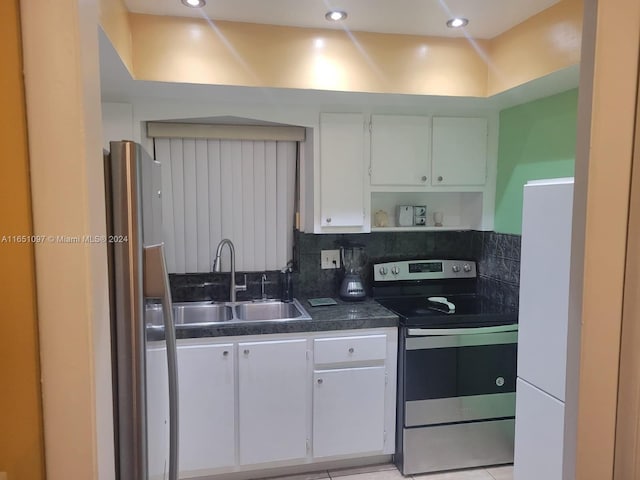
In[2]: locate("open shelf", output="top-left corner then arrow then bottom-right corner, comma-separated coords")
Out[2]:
370,225 -> 474,232
370,191 -> 483,230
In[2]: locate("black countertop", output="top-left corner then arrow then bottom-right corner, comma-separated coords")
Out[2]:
148,297 -> 398,340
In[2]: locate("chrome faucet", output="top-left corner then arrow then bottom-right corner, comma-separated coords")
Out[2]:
261,274 -> 268,300
211,239 -> 246,302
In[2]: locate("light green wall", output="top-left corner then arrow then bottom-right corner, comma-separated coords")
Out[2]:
495,89 -> 578,234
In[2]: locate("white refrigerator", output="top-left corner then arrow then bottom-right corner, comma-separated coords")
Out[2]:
514,178 -> 575,480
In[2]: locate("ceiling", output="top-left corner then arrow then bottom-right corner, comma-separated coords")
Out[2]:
124,0 -> 561,39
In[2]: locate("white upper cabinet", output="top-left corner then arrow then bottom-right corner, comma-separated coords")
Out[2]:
315,112 -> 495,232
431,117 -> 488,186
370,115 -> 431,186
319,113 -> 366,228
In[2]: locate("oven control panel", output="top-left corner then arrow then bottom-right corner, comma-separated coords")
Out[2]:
374,259 -> 476,281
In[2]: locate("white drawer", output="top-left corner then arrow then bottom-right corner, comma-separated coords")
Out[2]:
314,334 -> 387,365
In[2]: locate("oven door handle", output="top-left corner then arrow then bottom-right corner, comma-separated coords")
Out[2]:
407,324 -> 519,336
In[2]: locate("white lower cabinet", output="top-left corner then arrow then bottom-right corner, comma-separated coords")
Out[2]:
177,342 -> 235,475
313,366 -> 386,458
238,339 -> 308,465
146,344 -> 170,480
174,328 -> 397,477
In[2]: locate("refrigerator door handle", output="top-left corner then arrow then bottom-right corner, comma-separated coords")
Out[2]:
144,244 -> 179,480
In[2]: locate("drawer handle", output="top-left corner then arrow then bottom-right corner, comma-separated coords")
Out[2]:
326,217 -> 332,224
244,349 -> 250,355
223,350 -> 229,356
348,347 -> 354,354
421,175 -> 427,182
317,378 -> 323,385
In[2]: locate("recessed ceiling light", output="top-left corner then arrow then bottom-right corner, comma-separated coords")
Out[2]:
325,10 -> 347,22
181,0 -> 206,7
446,17 -> 469,28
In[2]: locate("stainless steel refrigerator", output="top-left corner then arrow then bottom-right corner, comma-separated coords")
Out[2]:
104,140 -> 179,480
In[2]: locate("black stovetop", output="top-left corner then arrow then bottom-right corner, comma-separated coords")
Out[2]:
376,294 -> 518,328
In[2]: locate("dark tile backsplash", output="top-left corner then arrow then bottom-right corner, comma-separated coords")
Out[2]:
170,271 -> 283,303
170,230 -> 521,308
473,231 -> 521,308
293,230 -> 476,299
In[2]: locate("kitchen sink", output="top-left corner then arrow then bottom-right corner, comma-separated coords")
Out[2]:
234,299 -> 310,321
174,302 -> 234,325
145,298 -> 311,328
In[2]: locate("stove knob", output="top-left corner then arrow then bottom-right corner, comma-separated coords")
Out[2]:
463,264 -> 472,273
452,264 -> 461,273
379,266 -> 388,276
391,266 -> 400,275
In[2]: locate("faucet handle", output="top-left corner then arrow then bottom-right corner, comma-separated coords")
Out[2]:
236,274 -> 247,292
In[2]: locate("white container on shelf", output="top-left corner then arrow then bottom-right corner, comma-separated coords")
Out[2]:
398,205 -> 414,226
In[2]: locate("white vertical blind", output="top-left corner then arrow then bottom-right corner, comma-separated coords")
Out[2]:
170,139 -> 186,271
265,143 -> 278,270
207,141 -> 222,271
154,138 -> 297,273
183,139 -> 198,273
253,142 -> 267,271
195,140 -> 210,270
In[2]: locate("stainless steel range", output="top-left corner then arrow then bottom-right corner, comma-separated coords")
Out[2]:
373,259 -> 518,475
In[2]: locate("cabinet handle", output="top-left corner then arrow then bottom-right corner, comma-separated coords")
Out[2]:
437,176 -> 443,182
243,349 -> 250,355
326,217 -> 332,224
222,350 -> 229,356
348,347 -> 355,354
421,176 -> 427,182
317,378 -> 323,384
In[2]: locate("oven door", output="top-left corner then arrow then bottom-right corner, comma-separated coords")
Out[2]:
403,325 -> 518,427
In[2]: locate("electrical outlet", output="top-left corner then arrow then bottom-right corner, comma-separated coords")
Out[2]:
321,249 -> 340,269
0,472 -> 7,480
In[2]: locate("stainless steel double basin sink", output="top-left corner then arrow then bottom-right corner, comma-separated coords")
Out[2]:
146,298 -> 311,328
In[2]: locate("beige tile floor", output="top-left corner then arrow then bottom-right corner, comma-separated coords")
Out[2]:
259,463 -> 513,480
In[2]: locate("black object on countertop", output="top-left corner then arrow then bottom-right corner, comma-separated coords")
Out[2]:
280,266 -> 293,302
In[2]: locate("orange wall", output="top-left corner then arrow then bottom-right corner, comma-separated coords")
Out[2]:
130,14 -> 489,96
0,0 -> 45,479
99,0 -> 582,97
99,0 -> 133,74
573,0 -> 640,476
488,0 -> 583,95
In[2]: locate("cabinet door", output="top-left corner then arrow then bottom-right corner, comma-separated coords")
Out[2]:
519,180 -> 573,401
178,342 -> 235,474
370,115 -> 431,186
147,344 -> 169,480
432,117 -> 487,186
319,113 -> 365,227
238,339 -> 308,465
514,378 -> 565,480
313,366 -> 386,458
